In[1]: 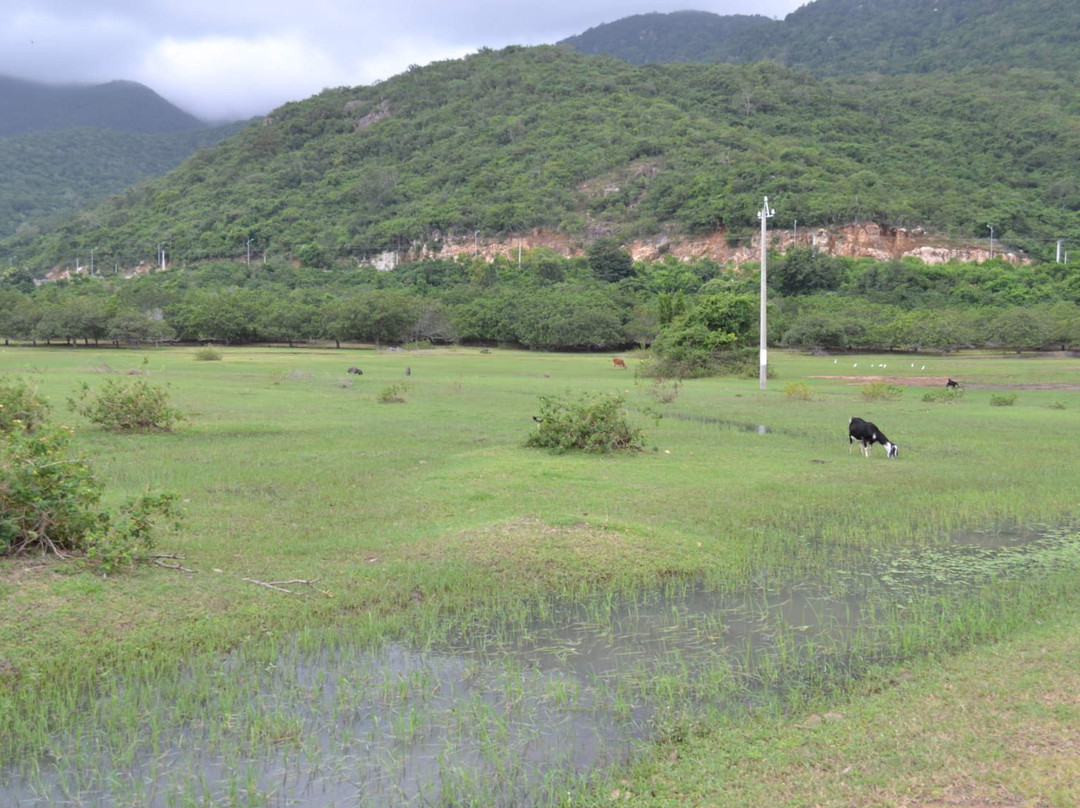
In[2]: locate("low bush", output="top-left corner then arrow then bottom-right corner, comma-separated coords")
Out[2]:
377,383 -> 409,403
69,379 -> 183,431
525,392 -> 644,453
0,411 -> 179,568
990,393 -> 1018,407
194,346 -> 222,361
0,375 -> 51,433
0,424 -> 103,556
861,382 -> 904,401
922,387 -> 965,404
783,382 -> 812,400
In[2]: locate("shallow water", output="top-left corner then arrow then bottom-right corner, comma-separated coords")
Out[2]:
3,525 -> 1076,807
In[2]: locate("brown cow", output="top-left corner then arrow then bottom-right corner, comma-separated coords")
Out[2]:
612,357 -> 627,369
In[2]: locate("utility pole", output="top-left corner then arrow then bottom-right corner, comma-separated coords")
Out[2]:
758,196 -> 774,391
1057,238 -> 1065,264
987,224 -> 995,259
247,238 -> 252,267
474,230 -> 479,257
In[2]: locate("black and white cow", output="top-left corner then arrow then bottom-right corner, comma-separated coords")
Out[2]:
848,416 -> 898,458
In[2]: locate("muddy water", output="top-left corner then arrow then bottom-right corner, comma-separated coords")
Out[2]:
3,526 -> 1076,807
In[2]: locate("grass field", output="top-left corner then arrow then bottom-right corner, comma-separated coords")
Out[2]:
2,344 -> 1080,805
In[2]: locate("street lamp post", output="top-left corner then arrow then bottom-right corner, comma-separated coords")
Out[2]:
758,196 -> 775,391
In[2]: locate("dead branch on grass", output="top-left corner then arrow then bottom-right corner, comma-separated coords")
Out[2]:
243,577 -> 331,597
151,554 -> 196,573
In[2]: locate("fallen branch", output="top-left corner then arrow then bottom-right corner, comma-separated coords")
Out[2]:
151,554 -> 196,573
243,577 -> 331,597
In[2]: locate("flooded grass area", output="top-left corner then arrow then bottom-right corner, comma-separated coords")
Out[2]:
5,525 -> 1079,807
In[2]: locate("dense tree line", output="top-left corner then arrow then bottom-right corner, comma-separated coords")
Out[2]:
4,249 -> 1079,369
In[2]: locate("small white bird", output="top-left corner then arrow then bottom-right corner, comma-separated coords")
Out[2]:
921,365 -> 926,370
853,363 -> 858,368
834,359 -> 838,363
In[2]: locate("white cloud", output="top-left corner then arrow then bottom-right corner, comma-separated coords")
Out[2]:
139,34 -> 342,120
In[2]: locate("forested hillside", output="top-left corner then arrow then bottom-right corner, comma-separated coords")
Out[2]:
558,11 -> 777,65
0,76 -> 208,136
0,122 -> 249,239
559,0 -> 1080,77
0,76 -> 247,239
3,44 -> 1079,275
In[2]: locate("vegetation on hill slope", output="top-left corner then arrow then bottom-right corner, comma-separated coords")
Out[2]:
0,123 -> 249,239
559,0 -> 1080,78
2,45 -> 1079,275
0,76 -> 209,137
558,10 -> 778,65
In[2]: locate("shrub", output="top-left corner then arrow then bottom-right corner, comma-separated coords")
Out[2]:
990,393 -> 1018,407
922,387 -> 965,404
377,383 -> 409,403
194,345 -> 222,361
525,392 -> 645,453
641,377 -> 682,404
84,492 -> 180,572
861,382 -> 904,401
0,421 -> 180,567
69,379 -> 183,431
1049,401 -> 1067,410
0,424 -> 104,556
783,382 -> 812,400
0,375 -> 51,433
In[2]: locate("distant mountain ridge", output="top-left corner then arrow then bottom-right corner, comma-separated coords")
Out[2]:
558,11 -> 778,65
558,0 -> 1080,76
0,75 -> 208,136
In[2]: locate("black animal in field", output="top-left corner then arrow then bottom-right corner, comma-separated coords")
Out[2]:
347,366 -> 363,375
848,416 -> 899,459
946,378 -> 960,388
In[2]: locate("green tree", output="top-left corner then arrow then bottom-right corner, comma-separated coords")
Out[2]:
587,238 -> 634,283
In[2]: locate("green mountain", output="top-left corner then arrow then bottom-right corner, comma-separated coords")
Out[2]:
557,10 -> 778,65
0,76 -> 247,239
0,76 -> 207,136
0,123 -> 249,240
3,0 -> 1080,275
559,0 -> 1080,77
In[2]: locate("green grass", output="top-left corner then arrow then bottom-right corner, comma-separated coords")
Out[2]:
3,345 -> 1080,802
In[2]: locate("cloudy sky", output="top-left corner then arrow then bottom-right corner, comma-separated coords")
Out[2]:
3,1 -> 807,122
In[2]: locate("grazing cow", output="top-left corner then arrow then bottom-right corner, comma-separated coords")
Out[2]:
848,416 -> 899,459
946,378 -> 959,389
612,357 -> 627,369
347,366 -> 363,375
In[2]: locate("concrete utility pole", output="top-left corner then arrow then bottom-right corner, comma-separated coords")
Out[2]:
1057,238 -> 1066,264
758,196 -> 774,391
987,224 -> 995,259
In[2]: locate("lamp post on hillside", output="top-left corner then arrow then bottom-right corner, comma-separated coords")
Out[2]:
758,196 -> 774,391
